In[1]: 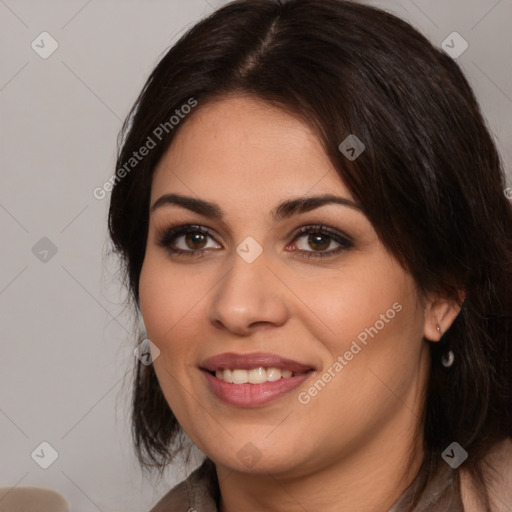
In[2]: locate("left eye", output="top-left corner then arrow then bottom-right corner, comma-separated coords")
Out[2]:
290,226 -> 353,257
295,232 -> 338,252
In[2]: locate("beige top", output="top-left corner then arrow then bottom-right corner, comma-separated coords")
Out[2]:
150,438 -> 512,512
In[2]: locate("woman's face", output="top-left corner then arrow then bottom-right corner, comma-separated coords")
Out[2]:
139,95 -> 433,476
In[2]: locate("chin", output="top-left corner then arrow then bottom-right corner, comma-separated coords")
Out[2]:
206,440 -> 308,476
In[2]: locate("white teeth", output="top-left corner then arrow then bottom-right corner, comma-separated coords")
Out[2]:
214,367 -> 305,384
231,369 -> 249,384
216,368 -> 235,383
248,367 -> 267,384
266,367 -> 282,382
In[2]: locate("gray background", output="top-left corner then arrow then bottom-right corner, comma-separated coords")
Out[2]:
1,0 -> 511,510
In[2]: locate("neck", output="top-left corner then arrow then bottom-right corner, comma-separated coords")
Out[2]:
216,408 -> 425,512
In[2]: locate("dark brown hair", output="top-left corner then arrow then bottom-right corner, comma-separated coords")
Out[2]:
108,0 -> 512,508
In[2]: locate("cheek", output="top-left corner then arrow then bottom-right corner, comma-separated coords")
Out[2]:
290,258 -> 426,423
138,256 -> 206,429
139,254 -> 201,341
139,263 -> 182,379
299,263 -> 425,409
292,271 -> 425,449
139,264 -> 170,342
288,256 -> 420,355
138,253 -> 219,398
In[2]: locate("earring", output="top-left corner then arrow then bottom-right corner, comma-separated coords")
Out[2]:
436,323 -> 455,368
441,350 -> 455,368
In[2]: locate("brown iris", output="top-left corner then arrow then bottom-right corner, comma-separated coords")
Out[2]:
185,232 -> 208,250
308,233 -> 330,251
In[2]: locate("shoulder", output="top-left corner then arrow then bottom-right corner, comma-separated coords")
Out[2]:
149,459 -> 218,512
460,437 -> 512,512
148,477 -> 191,512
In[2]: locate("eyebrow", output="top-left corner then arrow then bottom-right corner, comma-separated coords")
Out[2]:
150,192 -> 363,221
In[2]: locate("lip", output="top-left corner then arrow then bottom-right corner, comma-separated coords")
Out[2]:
200,352 -> 314,373
200,352 -> 315,407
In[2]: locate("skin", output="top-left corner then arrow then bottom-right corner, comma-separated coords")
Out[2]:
138,95 -> 461,512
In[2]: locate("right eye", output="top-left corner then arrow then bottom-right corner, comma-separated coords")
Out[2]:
157,224 -> 222,257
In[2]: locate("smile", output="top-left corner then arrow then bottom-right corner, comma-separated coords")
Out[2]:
200,352 -> 316,407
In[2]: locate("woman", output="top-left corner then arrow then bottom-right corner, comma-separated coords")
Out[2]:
107,0 -> 512,510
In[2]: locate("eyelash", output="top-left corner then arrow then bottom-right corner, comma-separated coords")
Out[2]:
156,224 -> 354,259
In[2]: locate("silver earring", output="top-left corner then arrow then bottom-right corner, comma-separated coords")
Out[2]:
441,350 -> 455,367
436,322 -> 454,367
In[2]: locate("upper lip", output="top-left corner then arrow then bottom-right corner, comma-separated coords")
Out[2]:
200,352 -> 315,373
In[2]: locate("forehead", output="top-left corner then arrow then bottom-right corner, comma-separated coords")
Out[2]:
151,95 -> 353,204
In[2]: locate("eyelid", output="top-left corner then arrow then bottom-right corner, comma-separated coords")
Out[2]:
290,224 -> 353,245
156,224 -> 220,248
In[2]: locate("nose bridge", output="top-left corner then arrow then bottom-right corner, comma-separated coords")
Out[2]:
208,244 -> 289,334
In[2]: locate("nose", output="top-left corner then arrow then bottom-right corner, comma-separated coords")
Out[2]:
208,248 -> 290,336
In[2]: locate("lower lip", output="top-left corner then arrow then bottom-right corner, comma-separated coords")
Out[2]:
202,370 -> 313,407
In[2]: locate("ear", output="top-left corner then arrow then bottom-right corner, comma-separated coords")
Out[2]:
423,289 -> 466,341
